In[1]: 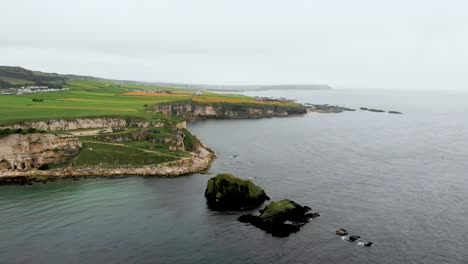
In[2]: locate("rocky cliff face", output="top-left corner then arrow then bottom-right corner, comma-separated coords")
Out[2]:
0,133 -> 81,171
0,117 -> 164,131
152,102 -> 306,120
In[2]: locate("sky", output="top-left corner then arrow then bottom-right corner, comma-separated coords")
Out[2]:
1,0 -> 467,90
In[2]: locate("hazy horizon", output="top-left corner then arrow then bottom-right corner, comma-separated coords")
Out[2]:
1,0 -> 467,90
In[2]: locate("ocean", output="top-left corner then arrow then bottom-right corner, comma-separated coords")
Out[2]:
1,89 -> 467,263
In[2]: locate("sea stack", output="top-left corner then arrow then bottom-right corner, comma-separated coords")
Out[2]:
204,173 -> 269,210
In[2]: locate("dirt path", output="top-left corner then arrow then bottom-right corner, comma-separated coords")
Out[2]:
68,129 -> 103,136
81,140 -> 189,159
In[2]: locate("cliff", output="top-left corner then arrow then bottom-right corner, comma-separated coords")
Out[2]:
0,133 -> 81,171
0,117 -> 165,131
151,101 -> 307,120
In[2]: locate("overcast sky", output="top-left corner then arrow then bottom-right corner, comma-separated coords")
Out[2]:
1,0 -> 467,89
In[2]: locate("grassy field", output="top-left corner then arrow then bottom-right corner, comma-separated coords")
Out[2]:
73,141 -> 181,168
0,79 -> 299,124
0,86 -> 185,124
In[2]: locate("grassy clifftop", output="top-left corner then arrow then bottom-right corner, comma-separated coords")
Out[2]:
0,76 -> 303,125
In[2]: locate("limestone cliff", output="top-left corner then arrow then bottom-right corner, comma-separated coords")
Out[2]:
151,101 -> 306,120
0,117 -> 165,131
0,133 -> 81,171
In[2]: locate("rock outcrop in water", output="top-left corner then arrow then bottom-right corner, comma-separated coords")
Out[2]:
360,107 -> 403,114
204,173 -> 269,210
336,228 -> 348,236
336,228 -> 373,247
367,109 -> 385,113
306,104 -> 356,113
238,199 -> 319,237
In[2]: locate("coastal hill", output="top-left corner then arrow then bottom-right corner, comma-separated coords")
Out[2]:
150,83 -> 332,92
0,66 -> 332,91
0,66 -> 67,88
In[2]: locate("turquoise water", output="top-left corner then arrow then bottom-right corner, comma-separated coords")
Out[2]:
1,89 -> 467,263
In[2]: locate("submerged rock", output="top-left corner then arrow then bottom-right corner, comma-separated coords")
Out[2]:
204,173 -> 269,210
238,199 -> 319,237
336,228 -> 348,236
360,107 -> 386,113
339,231 -> 374,247
348,235 -> 361,242
367,109 -> 385,113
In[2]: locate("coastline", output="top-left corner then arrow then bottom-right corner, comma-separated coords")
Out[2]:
0,100 -> 308,183
0,144 -> 215,184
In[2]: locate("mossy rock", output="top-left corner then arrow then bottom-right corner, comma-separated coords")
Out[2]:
204,173 -> 269,210
238,199 -> 319,237
258,199 -> 318,224
259,199 -> 302,222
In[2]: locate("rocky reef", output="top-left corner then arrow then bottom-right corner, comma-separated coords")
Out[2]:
152,101 -> 307,120
306,104 -> 356,113
204,173 -> 269,210
360,107 -> 385,113
360,107 -> 403,114
0,133 -> 81,171
238,199 -> 320,237
336,228 -> 373,247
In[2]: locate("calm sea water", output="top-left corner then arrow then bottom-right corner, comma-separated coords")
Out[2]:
1,89 -> 467,264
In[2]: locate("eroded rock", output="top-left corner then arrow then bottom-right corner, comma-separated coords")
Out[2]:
204,173 -> 269,210
238,199 -> 319,237
336,228 -> 348,236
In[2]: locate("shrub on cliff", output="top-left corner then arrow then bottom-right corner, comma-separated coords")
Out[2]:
181,128 -> 199,152
0,128 -> 41,138
205,173 -> 269,210
38,164 -> 50,170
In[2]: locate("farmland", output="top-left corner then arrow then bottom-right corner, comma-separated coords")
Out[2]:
0,79 -> 300,124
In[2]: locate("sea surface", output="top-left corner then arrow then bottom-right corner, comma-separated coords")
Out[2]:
1,89 -> 467,264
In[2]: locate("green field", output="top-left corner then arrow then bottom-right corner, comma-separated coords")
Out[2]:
0,79 -> 275,124
0,87 -> 181,124
72,141 -> 181,168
